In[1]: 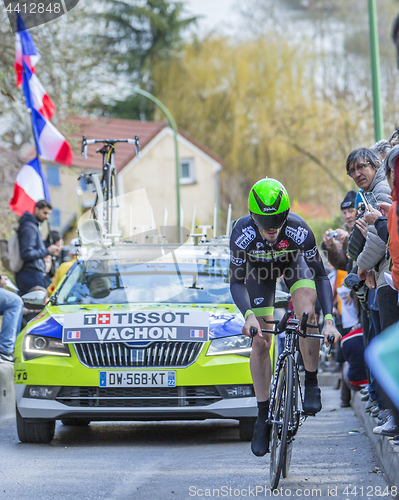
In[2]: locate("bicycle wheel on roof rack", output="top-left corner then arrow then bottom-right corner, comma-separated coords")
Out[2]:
269,355 -> 293,490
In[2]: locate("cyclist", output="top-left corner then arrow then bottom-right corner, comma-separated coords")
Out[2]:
229,178 -> 341,457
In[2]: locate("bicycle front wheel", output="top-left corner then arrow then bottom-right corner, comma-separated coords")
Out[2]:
270,355 -> 293,490
282,357 -> 299,478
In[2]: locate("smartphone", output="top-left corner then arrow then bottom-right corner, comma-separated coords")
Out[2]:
359,191 -> 379,211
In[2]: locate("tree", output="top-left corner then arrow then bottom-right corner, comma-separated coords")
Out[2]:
238,0 -> 399,139
0,1 -> 107,149
152,35 -> 364,218
93,0 -> 197,119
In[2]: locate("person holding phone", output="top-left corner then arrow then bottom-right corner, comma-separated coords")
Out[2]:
360,146 -> 399,438
364,147 -> 399,295
346,148 -> 393,418
345,148 -> 391,299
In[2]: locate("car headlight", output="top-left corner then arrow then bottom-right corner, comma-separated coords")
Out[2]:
206,334 -> 252,357
23,334 -> 71,360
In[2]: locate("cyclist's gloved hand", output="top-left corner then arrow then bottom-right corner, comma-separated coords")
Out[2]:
243,313 -> 263,338
323,320 -> 341,346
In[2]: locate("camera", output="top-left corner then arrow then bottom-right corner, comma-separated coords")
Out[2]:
343,272 -> 364,293
343,272 -> 368,309
347,214 -> 366,260
328,230 -> 339,239
358,204 -> 366,214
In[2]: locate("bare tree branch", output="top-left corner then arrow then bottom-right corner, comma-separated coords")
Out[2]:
289,142 -> 348,192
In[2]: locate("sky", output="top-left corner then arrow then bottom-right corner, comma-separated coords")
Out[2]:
182,0 -> 241,35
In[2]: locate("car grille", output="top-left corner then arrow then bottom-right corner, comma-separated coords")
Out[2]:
56,386 -> 222,408
74,341 -> 203,368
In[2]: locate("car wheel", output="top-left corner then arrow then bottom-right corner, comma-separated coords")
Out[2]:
16,408 -> 55,443
239,418 -> 256,441
61,418 -> 91,426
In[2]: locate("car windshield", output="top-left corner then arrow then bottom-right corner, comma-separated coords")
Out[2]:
56,253 -> 233,305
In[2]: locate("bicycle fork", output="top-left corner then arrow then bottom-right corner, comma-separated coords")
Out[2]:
268,353 -> 302,436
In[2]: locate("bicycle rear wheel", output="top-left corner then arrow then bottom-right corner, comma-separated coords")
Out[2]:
282,358 -> 298,477
270,355 -> 293,490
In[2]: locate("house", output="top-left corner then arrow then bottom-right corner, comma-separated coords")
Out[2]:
44,116 -> 224,238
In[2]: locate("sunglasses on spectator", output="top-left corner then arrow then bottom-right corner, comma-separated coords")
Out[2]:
347,161 -> 371,177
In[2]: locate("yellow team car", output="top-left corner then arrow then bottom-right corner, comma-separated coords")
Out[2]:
14,241 -> 288,443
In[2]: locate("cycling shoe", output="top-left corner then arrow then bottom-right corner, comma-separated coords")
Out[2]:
303,385 -> 322,415
251,419 -> 271,456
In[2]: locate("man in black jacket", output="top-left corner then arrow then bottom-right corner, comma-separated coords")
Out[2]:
15,200 -> 61,296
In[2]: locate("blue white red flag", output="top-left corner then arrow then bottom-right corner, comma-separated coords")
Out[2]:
14,14 -> 40,87
21,60 -> 72,165
67,331 -> 81,340
190,329 -> 204,338
9,157 -> 50,216
22,62 -> 55,120
30,106 -> 73,165
15,15 -> 73,166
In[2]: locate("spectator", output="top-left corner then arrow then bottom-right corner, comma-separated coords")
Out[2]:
364,146 -> 399,291
44,230 -> 63,286
363,9 -> 399,444
340,327 -> 368,407
369,139 -> 391,161
346,147 -> 392,415
45,230 -> 62,249
362,146 -> 399,436
322,190 -> 357,272
346,148 -> 392,326
322,191 -> 359,372
48,238 -> 81,295
388,128 -> 399,148
15,200 -> 61,296
0,276 -> 23,363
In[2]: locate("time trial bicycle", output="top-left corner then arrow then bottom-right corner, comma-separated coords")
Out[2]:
251,308 -> 334,490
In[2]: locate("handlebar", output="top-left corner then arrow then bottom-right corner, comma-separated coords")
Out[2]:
81,135 -> 140,160
249,312 -> 336,352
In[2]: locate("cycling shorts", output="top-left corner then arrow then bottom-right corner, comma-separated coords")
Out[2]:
246,253 -> 316,317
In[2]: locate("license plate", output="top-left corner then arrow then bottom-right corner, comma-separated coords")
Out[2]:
99,371 -> 176,387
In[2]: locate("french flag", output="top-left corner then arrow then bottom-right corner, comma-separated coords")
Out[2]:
14,14 -> 40,88
16,21 -> 73,166
190,329 -> 204,338
22,61 -> 72,166
31,107 -> 73,165
9,158 -> 50,216
22,62 -> 55,120
67,331 -> 81,340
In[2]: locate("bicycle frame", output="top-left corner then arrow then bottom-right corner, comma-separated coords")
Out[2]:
268,327 -> 303,434
97,144 -> 118,236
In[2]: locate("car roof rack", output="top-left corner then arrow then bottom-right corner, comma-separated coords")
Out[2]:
121,203 -> 233,247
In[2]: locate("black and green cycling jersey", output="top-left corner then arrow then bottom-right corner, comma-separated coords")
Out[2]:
229,213 -> 334,319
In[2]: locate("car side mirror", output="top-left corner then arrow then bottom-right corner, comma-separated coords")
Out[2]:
22,290 -> 47,310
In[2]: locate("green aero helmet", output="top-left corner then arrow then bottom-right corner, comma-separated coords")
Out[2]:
248,178 -> 290,230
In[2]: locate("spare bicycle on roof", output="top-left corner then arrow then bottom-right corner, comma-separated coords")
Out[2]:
78,135 -> 140,246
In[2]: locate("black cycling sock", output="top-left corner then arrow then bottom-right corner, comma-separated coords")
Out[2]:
305,369 -> 318,387
256,399 -> 270,422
